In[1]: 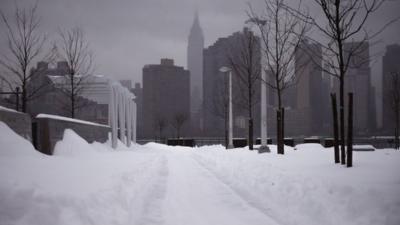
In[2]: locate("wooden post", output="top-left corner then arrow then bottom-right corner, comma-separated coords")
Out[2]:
330,93 -> 340,163
347,92 -> 353,167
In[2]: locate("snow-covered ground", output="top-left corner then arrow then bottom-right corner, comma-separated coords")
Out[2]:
1,121 -> 400,225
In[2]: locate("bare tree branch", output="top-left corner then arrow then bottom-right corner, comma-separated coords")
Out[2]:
0,2 -> 49,112
56,27 -> 94,118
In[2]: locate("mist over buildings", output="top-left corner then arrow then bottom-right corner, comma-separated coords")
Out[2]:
0,0 -> 398,81
0,0 -> 399,133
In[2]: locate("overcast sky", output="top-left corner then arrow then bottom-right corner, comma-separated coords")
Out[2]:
0,0 -> 399,87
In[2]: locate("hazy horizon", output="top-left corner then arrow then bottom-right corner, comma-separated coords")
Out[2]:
0,0 -> 399,82
1,0 -> 399,126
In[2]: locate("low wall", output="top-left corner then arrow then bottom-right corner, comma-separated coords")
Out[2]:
0,106 -> 32,141
34,114 -> 111,155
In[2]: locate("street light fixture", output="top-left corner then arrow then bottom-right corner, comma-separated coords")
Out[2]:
219,66 -> 234,149
245,18 -> 270,153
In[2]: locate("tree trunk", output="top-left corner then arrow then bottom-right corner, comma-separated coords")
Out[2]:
277,109 -> 284,154
277,87 -> 284,155
71,95 -> 75,118
248,118 -> 254,150
15,87 -> 20,111
281,107 -> 285,155
248,75 -> 254,150
395,128 -> 399,150
224,111 -> 228,149
70,74 -> 75,118
347,92 -> 353,167
395,111 -> 399,150
330,93 -> 340,163
159,127 -> 162,143
21,83 -> 27,113
339,76 -> 346,165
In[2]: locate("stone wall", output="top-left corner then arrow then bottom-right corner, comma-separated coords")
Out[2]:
0,106 -> 32,141
34,114 -> 111,155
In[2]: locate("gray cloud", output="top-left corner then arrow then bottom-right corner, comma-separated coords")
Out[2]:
0,0 -> 399,86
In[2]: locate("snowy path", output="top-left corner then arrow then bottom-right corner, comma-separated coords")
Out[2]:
1,124 -> 400,225
158,151 -> 280,225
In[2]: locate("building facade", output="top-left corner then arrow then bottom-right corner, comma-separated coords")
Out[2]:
202,28 -> 261,138
333,41 -> 376,135
142,58 -> 190,138
382,44 -> 400,134
131,82 -> 143,138
27,61 -> 109,124
292,39 -> 330,136
187,12 -> 204,132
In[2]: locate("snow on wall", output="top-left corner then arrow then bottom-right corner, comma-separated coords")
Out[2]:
35,115 -> 110,155
36,114 -> 109,128
0,122 -> 39,157
0,106 -> 32,141
0,105 -> 21,113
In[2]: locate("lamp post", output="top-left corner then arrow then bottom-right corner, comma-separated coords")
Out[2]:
219,66 -> 234,149
245,18 -> 270,153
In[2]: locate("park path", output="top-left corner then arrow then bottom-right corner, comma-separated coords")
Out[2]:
135,150 -> 280,225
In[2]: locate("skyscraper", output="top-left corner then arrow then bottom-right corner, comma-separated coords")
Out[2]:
333,41 -> 375,135
203,28 -> 261,138
187,11 -> 204,128
142,59 -> 191,138
291,39 -> 328,136
382,44 -> 400,134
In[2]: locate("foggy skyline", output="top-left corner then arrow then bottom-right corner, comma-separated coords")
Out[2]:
0,0 -> 399,86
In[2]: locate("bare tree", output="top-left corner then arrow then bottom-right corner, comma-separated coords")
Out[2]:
387,71 -> 400,150
171,112 -> 188,138
287,0 -> 395,165
210,74 -> 229,148
227,28 -> 261,150
56,27 -> 94,118
248,0 -> 308,154
0,3 -> 51,112
153,114 -> 167,143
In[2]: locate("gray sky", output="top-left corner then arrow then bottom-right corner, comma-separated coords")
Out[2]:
0,0 -> 399,87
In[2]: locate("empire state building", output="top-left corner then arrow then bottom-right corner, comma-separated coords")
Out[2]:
187,12 -> 204,117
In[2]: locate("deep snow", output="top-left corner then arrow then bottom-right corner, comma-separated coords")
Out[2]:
0,121 -> 399,225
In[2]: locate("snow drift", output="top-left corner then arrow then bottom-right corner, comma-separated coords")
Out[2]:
0,122 -> 400,225
0,121 -> 41,157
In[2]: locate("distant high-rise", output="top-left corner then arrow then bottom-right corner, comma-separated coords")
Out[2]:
382,44 -> 400,134
333,41 -> 375,135
203,28 -> 261,137
142,59 -> 190,138
291,39 -> 329,136
187,12 -> 204,119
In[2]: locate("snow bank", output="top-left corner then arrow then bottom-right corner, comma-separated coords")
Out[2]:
53,129 -> 97,156
1,124 -> 399,225
53,129 -> 137,156
0,121 -> 41,157
0,125 -> 168,225
193,144 -> 400,225
294,143 -> 325,150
